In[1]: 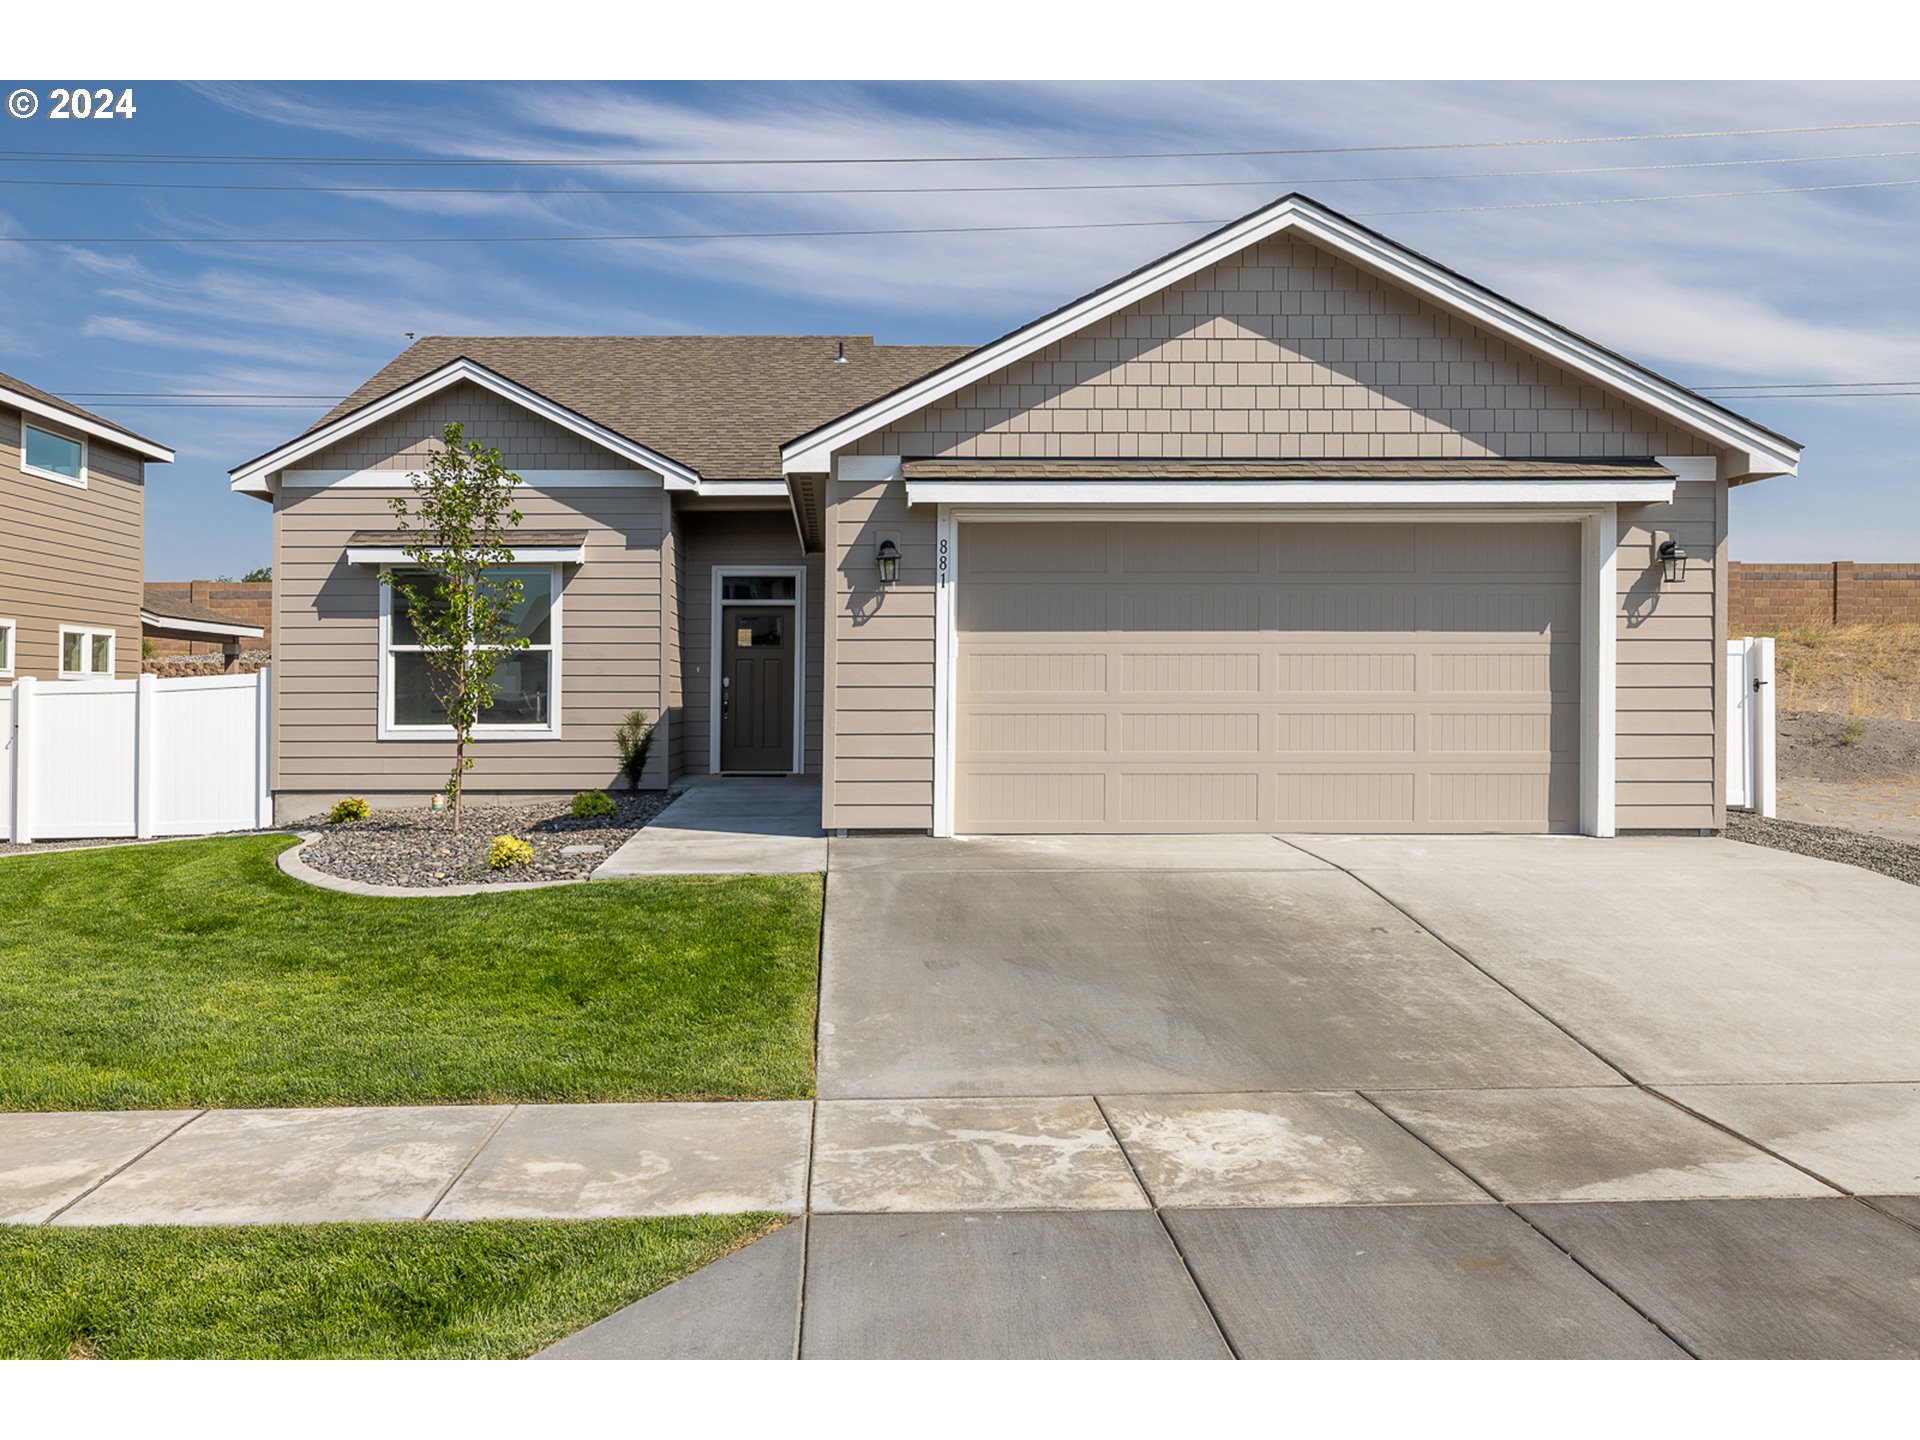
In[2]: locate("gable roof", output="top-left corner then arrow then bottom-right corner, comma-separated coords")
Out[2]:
231,335 -> 971,495
781,193 -> 1802,479
0,369 -> 174,463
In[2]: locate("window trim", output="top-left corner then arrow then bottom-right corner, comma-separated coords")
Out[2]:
23,420 -> 89,489
57,624 -> 115,679
708,564 -> 807,776
377,563 -> 565,741
0,617 -> 14,679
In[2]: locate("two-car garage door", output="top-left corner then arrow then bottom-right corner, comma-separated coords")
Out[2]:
954,520 -> 1581,834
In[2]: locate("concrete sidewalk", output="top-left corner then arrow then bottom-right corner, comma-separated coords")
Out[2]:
593,778 -> 824,877
8,1082 -> 1917,1227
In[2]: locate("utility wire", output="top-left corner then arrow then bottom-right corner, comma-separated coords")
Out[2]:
1,119 -> 1917,168
6,174 -> 1919,245
4,147 -> 1919,198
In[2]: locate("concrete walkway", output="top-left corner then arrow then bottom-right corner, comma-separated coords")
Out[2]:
593,777 -> 825,876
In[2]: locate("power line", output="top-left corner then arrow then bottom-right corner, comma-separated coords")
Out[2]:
4,147 -> 1919,198
63,391 -> 341,399
2,119 -> 1918,169
1694,380 -> 1920,391
6,174 -> 1918,246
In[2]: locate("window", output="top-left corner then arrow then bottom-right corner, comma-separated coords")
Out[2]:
382,566 -> 560,736
721,575 -> 796,601
24,422 -> 87,487
58,625 -> 114,678
0,619 -> 13,678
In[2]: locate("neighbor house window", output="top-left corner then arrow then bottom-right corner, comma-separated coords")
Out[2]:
59,625 -> 114,678
382,566 -> 560,737
23,422 -> 88,487
0,619 -> 14,678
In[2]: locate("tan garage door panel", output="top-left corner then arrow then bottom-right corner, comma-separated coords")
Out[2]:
955,521 -> 1581,834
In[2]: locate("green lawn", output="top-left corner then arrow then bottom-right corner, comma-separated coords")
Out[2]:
0,836 -> 820,1109
0,1216 -> 781,1359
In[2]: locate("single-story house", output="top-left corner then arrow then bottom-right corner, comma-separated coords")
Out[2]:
1,369 -> 174,683
232,193 -> 1801,836
140,584 -> 266,670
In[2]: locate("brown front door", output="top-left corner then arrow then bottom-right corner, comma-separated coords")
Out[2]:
720,607 -> 795,772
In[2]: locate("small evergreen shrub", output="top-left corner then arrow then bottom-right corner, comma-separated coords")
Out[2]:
570,789 -> 616,819
488,834 -> 534,870
615,710 -> 655,791
327,796 -> 372,824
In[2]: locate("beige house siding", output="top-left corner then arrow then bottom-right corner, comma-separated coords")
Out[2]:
825,233 -> 1737,833
826,467 -> 936,829
272,483 -> 669,807
662,512 -> 683,777
1615,477 -> 1726,831
853,236 -> 1712,463
0,406 -> 145,681
678,508 -> 824,776
300,381 -> 648,475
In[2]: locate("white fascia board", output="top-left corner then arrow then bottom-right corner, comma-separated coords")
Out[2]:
5,387 -> 174,463
782,197 -> 1800,477
139,611 -> 265,639
346,544 -> 585,565
904,478 -> 1677,508
228,357 -> 701,495
693,480 -> 791,497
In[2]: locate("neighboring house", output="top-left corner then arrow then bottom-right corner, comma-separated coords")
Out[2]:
232,194 -> 1802,836
142,580 -> 270,664
0,370 -> 174,684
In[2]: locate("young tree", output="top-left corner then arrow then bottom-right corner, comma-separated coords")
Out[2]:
383,421 -> 528,829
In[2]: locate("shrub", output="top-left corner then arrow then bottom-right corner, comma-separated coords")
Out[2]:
1837,719 -> 1868,747
488,834 -> 534,870
615,710 -> 656,791
327,797 -> 372,824
571,789 -> 616,819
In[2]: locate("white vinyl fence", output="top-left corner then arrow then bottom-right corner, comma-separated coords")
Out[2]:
2,669 -> 271,843
1726,637 -> 1777,817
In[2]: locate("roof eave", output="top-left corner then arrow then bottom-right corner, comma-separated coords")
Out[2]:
2,383 -> 174,463
779,193 -> 1804,477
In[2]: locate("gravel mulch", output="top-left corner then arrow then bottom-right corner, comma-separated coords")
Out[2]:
296,791 -> 680,889
1726,811 -> 1920,888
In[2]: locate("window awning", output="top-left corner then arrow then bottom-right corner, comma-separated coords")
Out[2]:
344,529 -> 588,565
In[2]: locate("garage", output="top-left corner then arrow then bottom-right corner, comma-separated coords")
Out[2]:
953,519 -> 1582,834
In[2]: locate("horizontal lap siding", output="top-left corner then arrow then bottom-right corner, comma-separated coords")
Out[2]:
828,471 -> 935,829
678,509 -> 823,776
0,409 -> 144,680
1616,478 -> 1724,830
272,485 -> 667,796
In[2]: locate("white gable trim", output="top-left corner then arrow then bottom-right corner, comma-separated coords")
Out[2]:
228,357 -> 701,497
780,196 -> 1800,478
3,384 -> 173,463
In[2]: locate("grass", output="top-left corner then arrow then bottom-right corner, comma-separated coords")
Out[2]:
0,1216 -> 781,1359
1760,621 -> 1920,721
0,836 -> 820,1110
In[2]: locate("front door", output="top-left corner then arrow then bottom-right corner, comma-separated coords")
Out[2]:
720,607 -> 795,772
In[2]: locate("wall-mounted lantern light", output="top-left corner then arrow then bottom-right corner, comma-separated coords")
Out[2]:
1655,534 -> 1689,585
875,537 -> 901,585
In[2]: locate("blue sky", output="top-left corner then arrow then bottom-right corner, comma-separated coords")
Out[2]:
1,78 -> 1916,577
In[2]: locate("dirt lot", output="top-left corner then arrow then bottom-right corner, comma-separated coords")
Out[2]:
1774,711 -> 1920,843
1768,622 -> 1920,721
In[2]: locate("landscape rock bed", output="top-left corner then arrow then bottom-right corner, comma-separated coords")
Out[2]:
296,791 -> 678,889
1727,811 -> 1920,888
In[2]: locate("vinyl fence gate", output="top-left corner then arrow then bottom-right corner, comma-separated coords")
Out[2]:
1726,637 -> 1777,817
2,669 -> 272,843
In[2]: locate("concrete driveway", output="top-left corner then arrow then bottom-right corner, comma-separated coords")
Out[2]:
820,832 -> 1920,1097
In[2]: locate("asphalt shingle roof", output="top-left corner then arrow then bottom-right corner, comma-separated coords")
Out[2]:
313,336 -> 975,480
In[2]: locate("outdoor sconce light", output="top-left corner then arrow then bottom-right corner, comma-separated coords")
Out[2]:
875,537 -> 901,585
1655,534 -> 1689,585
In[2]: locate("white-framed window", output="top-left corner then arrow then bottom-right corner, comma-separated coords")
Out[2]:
23,421 -> 88,488
0,618 -> 14,678
58,625 -> 115,678
378,564 -> 563,739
